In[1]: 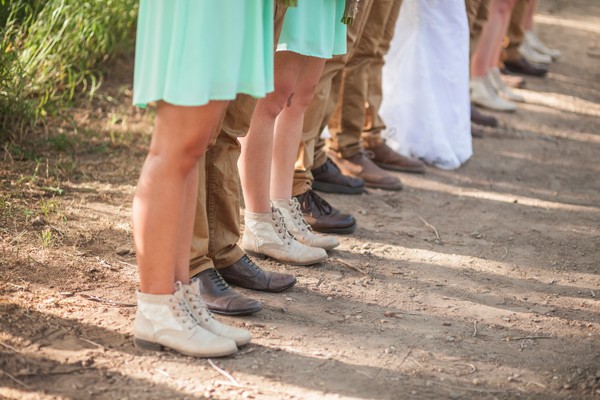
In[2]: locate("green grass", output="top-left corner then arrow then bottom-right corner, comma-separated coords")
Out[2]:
0,0 -> 138,141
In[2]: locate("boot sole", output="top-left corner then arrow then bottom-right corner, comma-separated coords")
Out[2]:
209,305 -> 264,316
134,338 -> 237,358
245,249 -> 327,266
312,223 -> 356,235
364,182 -> 404,191
312,180 -> 365,195
375,163 -> 426,174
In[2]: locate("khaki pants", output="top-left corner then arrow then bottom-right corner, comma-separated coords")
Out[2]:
503,0 -> 529,62
292,0 -> 376,196
362,0 -> 402,144
328,0 -> 402,159
465,0 -> 490,55
189,5 -> 288,277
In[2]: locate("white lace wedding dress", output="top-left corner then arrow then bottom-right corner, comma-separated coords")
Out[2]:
380,0 -> 472,170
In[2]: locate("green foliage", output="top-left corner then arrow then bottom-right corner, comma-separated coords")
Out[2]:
0,0 -> 138,141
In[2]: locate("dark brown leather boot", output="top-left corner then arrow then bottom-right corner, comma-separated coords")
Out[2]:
193,268 -> 263,316
471,104 -> 498,128
219,255 -> 296,293
294,190 -> 356,235
312,158 -> 365,195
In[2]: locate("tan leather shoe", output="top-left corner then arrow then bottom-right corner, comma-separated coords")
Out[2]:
470,76 -> 517,112
242,208 -> 328,266
362,137 -> 426,174
327,151 -> 403,191
219,255 -> 297,292
134,285 -> 238,357
272,198 -> 340,250
488,68 -> 525,102
182,281 -> 252,347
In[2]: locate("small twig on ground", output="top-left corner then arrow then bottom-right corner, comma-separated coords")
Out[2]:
115,259 -> 137,268
332,258 -> 368,275
507,336 -> 554,341
79,294 -> 136,307
415,214 -> 442,244
79,337 -> 106,350
208,359 -> 240,387
315,277 -> 325,289
0,369 -> 30,389
500,246 -> 508,261
473,321 -> 478,337
0,342 -> 19,352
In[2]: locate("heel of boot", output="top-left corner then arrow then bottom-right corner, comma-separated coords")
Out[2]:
134,337 -> 162,351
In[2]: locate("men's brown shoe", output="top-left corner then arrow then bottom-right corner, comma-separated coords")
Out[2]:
363,140 -> 426,174
193,268 -> 263,316
328,151 -> 403,191
312,158 -> 365,195
471,104 -> 498,128
294,190 -> 356,235
219,255 -> 297,293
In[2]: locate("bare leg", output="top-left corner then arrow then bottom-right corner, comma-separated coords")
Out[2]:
134,100 -> 228,294
238,51 -> 304,213
523,0 -> 537,31
271,55 -> 326,200
471,0 -> 518,77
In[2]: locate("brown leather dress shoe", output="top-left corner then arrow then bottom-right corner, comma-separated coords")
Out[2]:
363,140 -> 426,174
503,57 -> 548,77
328,151 -> 403,191
471,104 -> 498,128
294,190 -> 356,235
193,268 -> 263,316
312,158 -> 365,195
219,255 -> 296,293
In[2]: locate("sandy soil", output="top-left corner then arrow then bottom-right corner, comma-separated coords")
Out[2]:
1,1 -> 599,399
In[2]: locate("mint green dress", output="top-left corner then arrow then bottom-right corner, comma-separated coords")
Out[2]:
133,0 -> 274,108
277,0 -> 347,58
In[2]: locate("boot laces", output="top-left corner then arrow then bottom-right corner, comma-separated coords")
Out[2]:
297,190 -> 332,217
290,198 -> 313,233
184,288 -> 213,322
241,254 -> 263,273
272,208 -> 293,245
169,297 -> 198,330
208,269 -> 231,291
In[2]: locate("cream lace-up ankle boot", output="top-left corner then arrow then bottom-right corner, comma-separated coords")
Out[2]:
182,280 -> 252,346
242,208 -> 328,265
272,198 -> 339,250
134,283 -> 237,357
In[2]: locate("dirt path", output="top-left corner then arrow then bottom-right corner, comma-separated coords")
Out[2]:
1,1 -> 599,399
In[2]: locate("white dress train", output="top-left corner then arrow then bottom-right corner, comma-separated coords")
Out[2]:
380,0 -> 472,170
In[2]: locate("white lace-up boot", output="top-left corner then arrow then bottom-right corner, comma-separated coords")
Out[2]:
242,208 -> 328,265
470,75 -> 517,112
525,30 -> 561,59
272,198 -> 339,250
519,40 -> 553,65
488,67 -> 525,103
182,280 -> 252,346
134,284 -> 238,357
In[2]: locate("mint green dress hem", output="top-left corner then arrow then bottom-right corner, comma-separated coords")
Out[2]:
133,0 -> 274,108
277,0 -> 347,59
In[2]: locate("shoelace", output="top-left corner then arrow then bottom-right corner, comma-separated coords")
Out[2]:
208,269 -> 231,291
241,254 -> 263,273
169,298 -> 198,330
184,288 -> 212,323
290,199 -> 313,233
297,190 -> 333,217
272,208 -> 294,245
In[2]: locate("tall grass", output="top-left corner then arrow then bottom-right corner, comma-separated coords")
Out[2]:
0,0 -> 138,142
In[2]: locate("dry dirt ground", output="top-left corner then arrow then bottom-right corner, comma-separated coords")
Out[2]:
1,1 -> 599,399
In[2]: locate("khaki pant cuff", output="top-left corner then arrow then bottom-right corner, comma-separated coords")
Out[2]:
189,259 -> 215,279
214,247 -> 245,270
